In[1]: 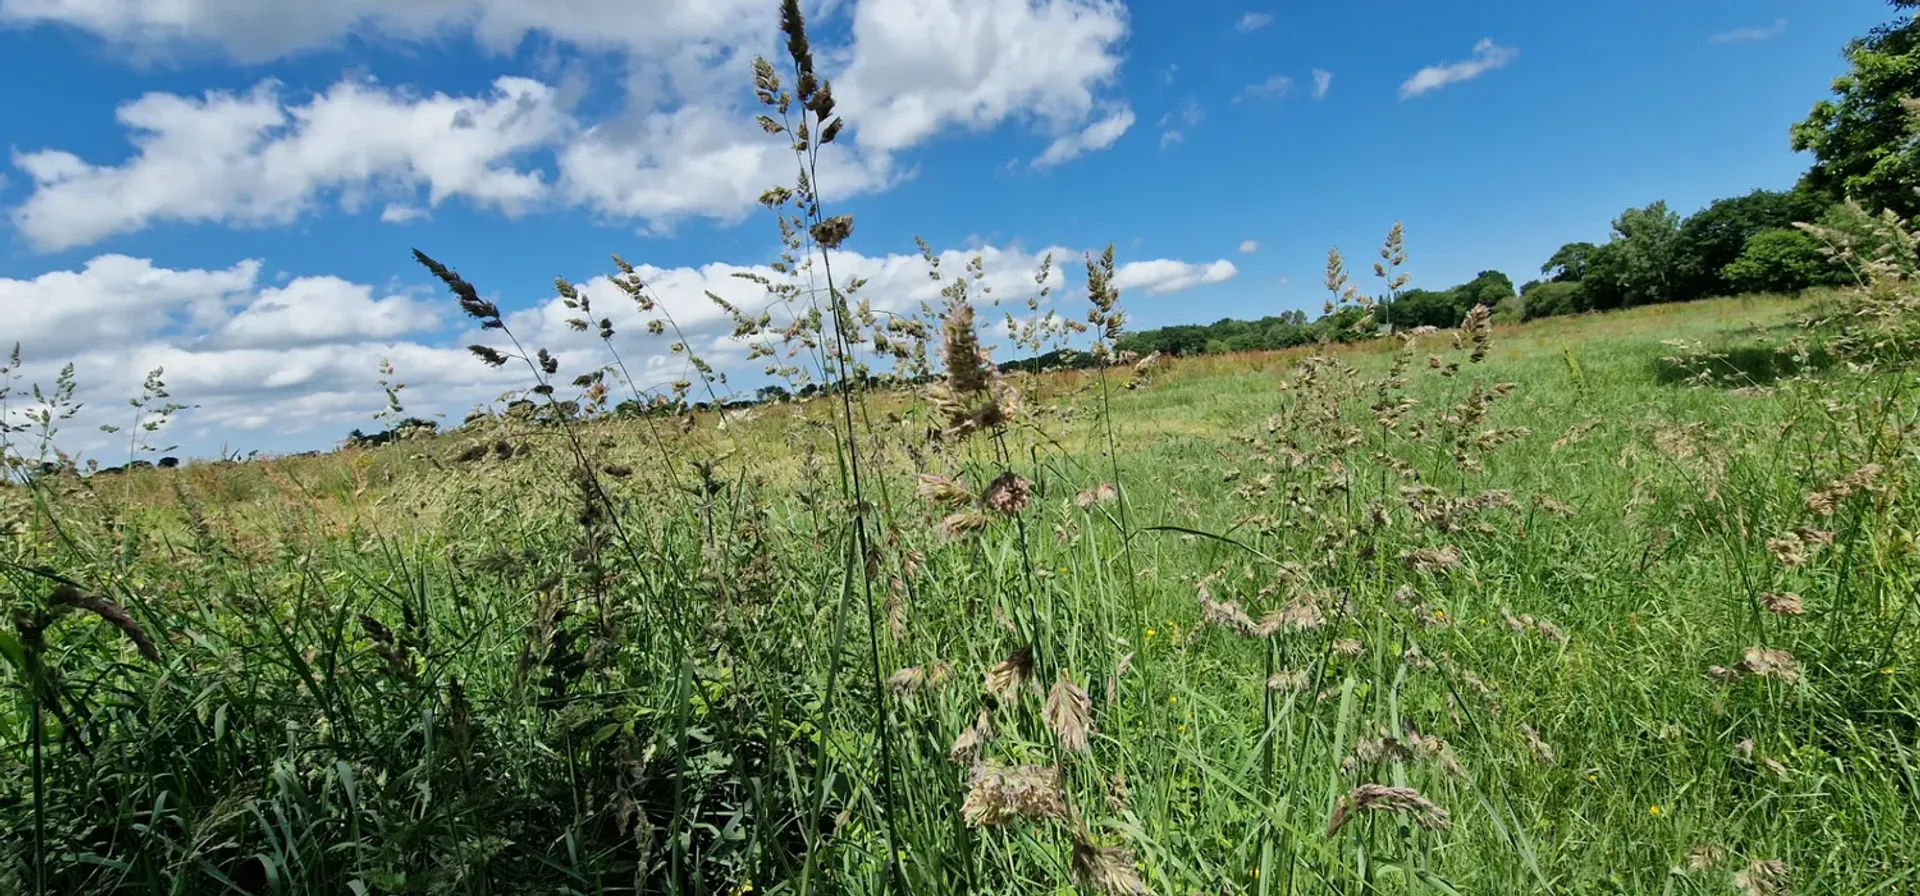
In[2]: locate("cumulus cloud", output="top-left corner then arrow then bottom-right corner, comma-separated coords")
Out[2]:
12,76 -> 567,252
1235,11 -> 1273,33
0,0 -> 768,62
8,0 -> 1138,250
1398,39 -> 1517,99
1239,240 -> 1258,254
1311,68 -> 1332,100
2,243 -> 1237,459
840,0 -> 1131,156
1032,108 -> 1134,168
1112,259 -> 1237,295
1710,19 -> 1787,44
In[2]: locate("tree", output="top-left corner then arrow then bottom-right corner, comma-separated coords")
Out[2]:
1520,281 -> 1588,320
1600,201 -> 1683,307
1673,188 -> 1830,300
1459,270 -> 1515,309
1722,229 -> 1843,293
1790,13 -> 1920,218
1542,242 -> 1598,282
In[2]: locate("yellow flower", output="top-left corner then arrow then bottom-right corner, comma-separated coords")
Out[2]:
1648,805 -> 1662,816
1168,695 -> 1178,705
1146,628 -> 1157,639
1478,617 -> 1487,625
1587,774 -> 1598,783
1177,724 -> 1188,733
1880,666 -> 1897,675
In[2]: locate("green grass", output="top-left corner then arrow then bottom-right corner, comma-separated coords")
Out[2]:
2,293 -> 1916,895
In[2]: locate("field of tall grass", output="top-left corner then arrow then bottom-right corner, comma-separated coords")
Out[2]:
4,4 -> 1919,894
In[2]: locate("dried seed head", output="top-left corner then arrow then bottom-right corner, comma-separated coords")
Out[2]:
1733,859 -> 1788,896
1518,723 -> 1556,765
887,666 -> 927,694
985,472 -> 1034,516
1759,592 -> 1805,616
1403,545 -> 1462,573
1687,844 -> 1728,871
1738,647 -> 1798,683
941,301 -> 992,397
1326,784 -> 1451,837
961,763 -> 1068,827
1070,834 -> 1151,896
1267,670 -> 1309,693
915,473 -> 974,507
1045,671 -> 1094,754
48,585 -> 159,663
938,511 -> 989,541
949,710 -> 993,764
1332,638 -> 1365,658
985,645 -> 1035,700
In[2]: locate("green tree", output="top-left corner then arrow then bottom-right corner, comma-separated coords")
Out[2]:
1520,280 -> 1589,320
1721,229 -> 1842,293
1790,13 -> 1920,217
1673,188 -> 1830,300
1594,201 -> 1682,307
1542,242 -> 1598,282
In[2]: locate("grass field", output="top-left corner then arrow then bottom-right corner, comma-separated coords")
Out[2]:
2,289 -> 1916,896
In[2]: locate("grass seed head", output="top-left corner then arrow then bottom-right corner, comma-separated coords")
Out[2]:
1327,784 -> 1452,837
961,763 -> 1068,827
1045,670 -> 1094,754
1070,834 -> 1151,896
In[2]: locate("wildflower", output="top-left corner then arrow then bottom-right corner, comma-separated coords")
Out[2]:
1326,784 -> 1451,836
961,763 -> 1067,827
984,472 -> 1033,516
1649,805 -> 1662,816
1145,628 -> 1157,639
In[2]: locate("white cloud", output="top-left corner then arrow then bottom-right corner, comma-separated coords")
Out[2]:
1235,11 -> 1273,33
1398,38 -> 1517,99
1239,240 -> 1259,254
1710,19 -> 1787,44
206,277 -> 440,350
839,0 -> 1131,156
0,0 -> 767,63
9,0 -> 1137,251
380,203 -> 429,224
1112,258 -> 1237,295
1237,75 -> 1293,102
1311,68 -> 1332,100
1032,107 -> 1134,168
2,243 -> 1236,458
12,76 -> 567,252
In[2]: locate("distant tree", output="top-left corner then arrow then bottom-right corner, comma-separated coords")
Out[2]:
1542,242 -> 1599,283
1722,229 -> 1843,294
1459,270 -> 1516,310
1674,188 -> 1831,300
1592,201 -> 1682,307
1520,281 -> 1589,320
1791,13 -> 1920,217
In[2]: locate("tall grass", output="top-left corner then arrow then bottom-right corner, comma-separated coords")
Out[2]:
4,5 -> 1920,895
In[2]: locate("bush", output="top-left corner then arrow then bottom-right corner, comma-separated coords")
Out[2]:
1521,280 -> 1588,320
1722,228 -> 1841,294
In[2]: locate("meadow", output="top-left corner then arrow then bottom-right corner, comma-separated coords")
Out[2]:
4,4 -> 1919,893
3,277 -> 1916,895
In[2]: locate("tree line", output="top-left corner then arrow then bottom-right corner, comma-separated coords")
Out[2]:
1120,0 -> 1920,356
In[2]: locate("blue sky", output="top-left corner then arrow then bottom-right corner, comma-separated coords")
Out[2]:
0,0 -> 1896,461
